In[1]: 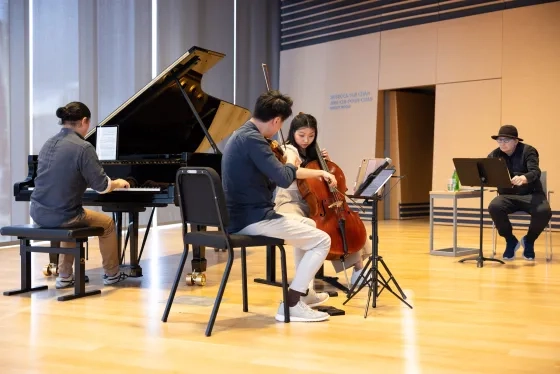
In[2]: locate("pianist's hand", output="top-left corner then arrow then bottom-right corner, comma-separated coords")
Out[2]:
112,178 -> 130,190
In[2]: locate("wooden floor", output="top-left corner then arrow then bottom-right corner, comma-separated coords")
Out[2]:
0,219 -> 559,373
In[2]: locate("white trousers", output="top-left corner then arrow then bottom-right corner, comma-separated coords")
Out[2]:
235,214 -> 330,293
274,188 -> 372,274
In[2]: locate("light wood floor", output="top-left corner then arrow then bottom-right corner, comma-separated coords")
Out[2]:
0,219 -> 558,374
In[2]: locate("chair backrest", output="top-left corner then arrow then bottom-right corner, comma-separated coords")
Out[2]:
175,167 -> 229,230
540,171 -> 548,194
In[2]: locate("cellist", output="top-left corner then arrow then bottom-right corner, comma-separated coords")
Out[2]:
274,112 -> 372,299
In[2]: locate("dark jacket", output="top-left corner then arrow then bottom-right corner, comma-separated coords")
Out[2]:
488,142 -> 543,196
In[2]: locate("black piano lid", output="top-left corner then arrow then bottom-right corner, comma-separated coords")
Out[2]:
85,46 -> 250,158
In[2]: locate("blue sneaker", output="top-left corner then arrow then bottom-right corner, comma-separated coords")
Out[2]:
520,236 -> 535,261
502,237 -> 520,260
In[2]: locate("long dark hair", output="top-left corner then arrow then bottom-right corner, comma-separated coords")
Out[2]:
286,112 -> 319,163
56,101 -> 91,125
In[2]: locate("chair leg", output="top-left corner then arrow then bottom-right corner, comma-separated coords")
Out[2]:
57,241 -> 100,301
4,239 -> 47,296
546,224 -> 553,262
241,247 -> 248,313
491,223 -> 496,258
278,245 -> 290,323
161,244 -> 189,322
206,245 -> 234,337
548,223 -> 554,261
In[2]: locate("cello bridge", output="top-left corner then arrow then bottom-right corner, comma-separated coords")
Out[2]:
328,201 -> 343,209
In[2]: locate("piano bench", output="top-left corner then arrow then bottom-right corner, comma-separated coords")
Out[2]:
0,224 -> 103,301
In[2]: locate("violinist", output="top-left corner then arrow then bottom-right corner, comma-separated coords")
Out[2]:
274,113 -> 372,295
221,90 -> 337,322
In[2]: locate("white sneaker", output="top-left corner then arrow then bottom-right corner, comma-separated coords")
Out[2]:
301,289 -> 329,307
351,268 -> 367,287
275,300 -> 330,322
103,272 -> 128,285
55,275 -> 74,289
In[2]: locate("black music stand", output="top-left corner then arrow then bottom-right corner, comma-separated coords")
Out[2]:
343,168 -> 413,318
452,157 -> 512,268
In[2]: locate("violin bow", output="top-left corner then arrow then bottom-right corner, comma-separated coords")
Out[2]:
261,63 -> 288,146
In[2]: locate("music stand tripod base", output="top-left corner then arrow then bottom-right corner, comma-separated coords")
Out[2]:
453,157 -> 512,268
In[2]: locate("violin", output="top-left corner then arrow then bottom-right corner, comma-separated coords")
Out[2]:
267,138 -> 285,163
297,141 -> 367,261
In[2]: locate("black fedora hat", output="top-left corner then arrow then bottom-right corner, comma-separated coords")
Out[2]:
491,125 -> 523,142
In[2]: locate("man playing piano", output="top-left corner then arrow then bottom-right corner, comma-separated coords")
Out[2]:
30,102 -> 130,289
222,90 -> 337,322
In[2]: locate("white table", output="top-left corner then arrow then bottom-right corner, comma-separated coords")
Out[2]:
429,190 -> 482,257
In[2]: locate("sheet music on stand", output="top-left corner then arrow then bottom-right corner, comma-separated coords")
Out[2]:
96,125 -> 119,161
353,158 -> 389,194
360,169 -> 395,197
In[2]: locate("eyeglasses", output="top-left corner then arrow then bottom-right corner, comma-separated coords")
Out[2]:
496,138 -> 513,144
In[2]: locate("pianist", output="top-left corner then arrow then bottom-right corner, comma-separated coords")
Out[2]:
222,90 -> 337,323
30,101 -> 130,289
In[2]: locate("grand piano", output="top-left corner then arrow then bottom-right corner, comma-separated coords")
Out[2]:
14,46 -> 251,278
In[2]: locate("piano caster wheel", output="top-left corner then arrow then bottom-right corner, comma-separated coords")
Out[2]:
186,272 -> 206,286
43,263 -> 59,276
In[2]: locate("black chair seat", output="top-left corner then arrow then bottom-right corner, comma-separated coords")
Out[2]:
184,231 -> 284,249
0,224 -> 103,240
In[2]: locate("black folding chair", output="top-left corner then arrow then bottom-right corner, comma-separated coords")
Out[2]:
161,166 -> 290,336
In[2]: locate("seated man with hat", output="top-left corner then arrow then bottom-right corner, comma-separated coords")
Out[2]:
487,125 -> 552,260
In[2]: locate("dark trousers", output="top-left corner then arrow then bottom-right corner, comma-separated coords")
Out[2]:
488,193 -> 552,243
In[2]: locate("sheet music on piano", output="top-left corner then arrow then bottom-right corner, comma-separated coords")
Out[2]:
96,125 -> 119,160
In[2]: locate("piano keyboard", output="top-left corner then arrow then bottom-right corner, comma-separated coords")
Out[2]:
113,188 -> 160,192
28,187 -> 161,192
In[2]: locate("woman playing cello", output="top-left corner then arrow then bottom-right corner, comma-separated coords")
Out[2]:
274,113 -> 371,304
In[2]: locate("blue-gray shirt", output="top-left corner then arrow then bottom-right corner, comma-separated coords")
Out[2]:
30,127 -> 109,227
222,121 -> 297,233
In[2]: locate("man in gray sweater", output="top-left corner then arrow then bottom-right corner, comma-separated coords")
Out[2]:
31,102 -> 129,289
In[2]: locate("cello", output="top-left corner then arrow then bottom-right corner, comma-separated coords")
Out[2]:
297,141 -> 367,261
260,64 -> 366,262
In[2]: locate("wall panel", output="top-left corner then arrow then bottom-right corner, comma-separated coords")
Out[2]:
436,11 -> 503,84
378,23 -> 438,90
501,1 -> 560,196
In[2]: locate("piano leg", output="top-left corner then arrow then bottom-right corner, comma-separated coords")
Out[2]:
188,225 -> 207,286
114,213 -> 123,264
127,212 -> 143,277
44,250 -> 59,276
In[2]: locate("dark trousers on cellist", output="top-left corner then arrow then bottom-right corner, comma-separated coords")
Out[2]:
488,193 -> 552,244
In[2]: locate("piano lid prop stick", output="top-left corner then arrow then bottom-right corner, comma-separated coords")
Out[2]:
172,74 -> 221,155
